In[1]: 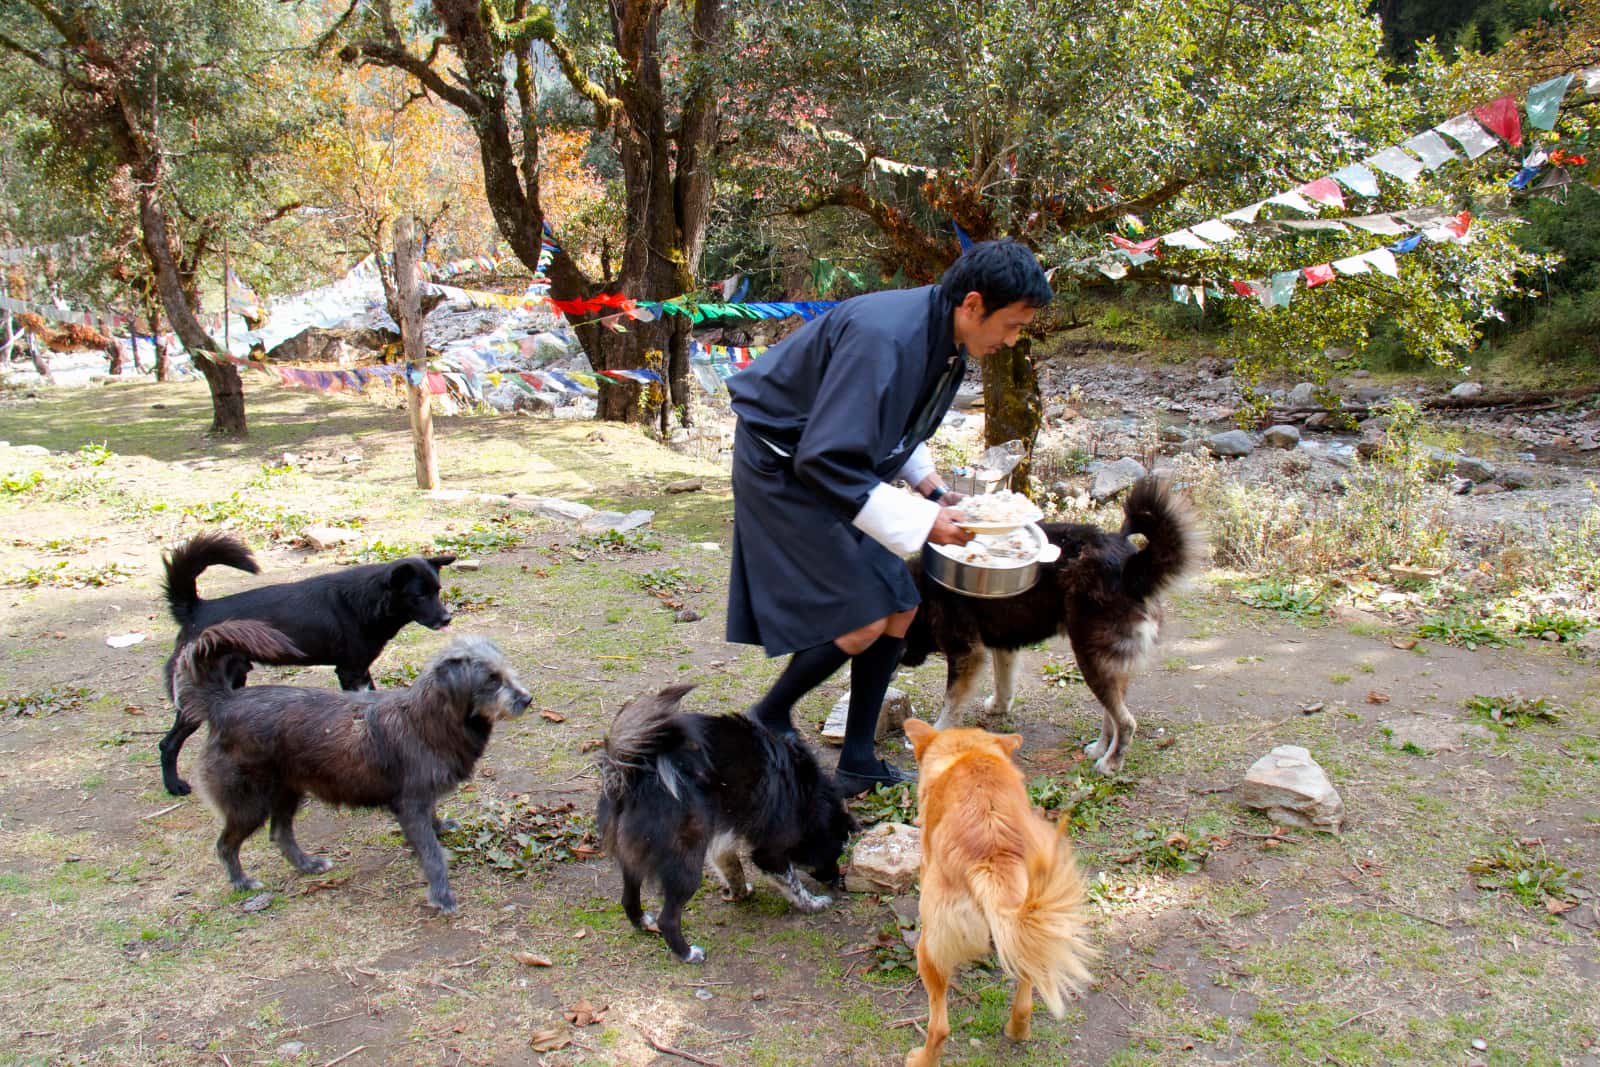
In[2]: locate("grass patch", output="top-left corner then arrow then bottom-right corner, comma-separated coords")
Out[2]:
1468,839 -> 1580,910
1237,577 -> 1328,617
1417,611 -> 1511,650
1465,694 -> 1563,729
1,686 -> 93,717
441,795 -> 599,875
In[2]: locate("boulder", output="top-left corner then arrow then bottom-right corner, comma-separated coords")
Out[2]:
1288,382 -> 1318,406
580,508 -> 654,534
1497,467 -> 1539,490
507,495 -> 595,523
844,823 -> 922,895
1303,412 -> 1333,430
1090,458 -> 1148,503
821,687 -> 914,745
302,526 -> 353,551
265,325 -> 396,365
1262,425 -> 1302,450
1205,430 -> 1255,458
1453,455 -> 1496,483
664,477 -> 704,494
1572,630 -> 1600,658
1449,381 -> 1484,399
1237,744 -> 1344,832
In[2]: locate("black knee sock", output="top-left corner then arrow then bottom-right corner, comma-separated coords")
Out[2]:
746,640 -> 850,734
838,633 -> 906,773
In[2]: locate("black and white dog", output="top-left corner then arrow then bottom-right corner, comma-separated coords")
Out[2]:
158,531 -> 456,795
597,685 -> 857,963
172,620 -> 530,913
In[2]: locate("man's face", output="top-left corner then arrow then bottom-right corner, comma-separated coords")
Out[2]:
953,294 -> 1037,357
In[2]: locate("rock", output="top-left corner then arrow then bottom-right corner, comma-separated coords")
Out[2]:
277,1042 -> 307,1057
454,559 -> 482,572
1262,424 -> 1302,450
580,509 -> 654,534
1090,457 -> 1147,502
1453,455 -> 1496,482
691,542 -> 721,552
1355,434 -> 1384,459
12,443 -> 49,456
821,687 -> 913,745
1571,630 -> 1600,658
506,495 -> 595,523
1468,482 -> 1507,496
1358,415 -> 1393,434
1236,744 -> 1344,832
674,607 -> 703,623
265,325 -> 396,365
1497,467 -> 1538,490
1380,717 -> 1492,754
1205,430 -> 1255,458
1288,382 -> 1318,406
1449,381 -> 1484,399
303,526 -> 353,551
844,823 -> 922,894
1158,425 -> 1190,444
1303,412 -> 1333,430
664,477 -> 704,494
1350,369 -> 1371,378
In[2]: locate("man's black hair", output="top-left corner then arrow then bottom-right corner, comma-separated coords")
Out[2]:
938,239 -> 1053,315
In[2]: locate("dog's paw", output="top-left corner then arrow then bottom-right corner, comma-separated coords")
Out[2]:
642,911 -> 660,933
680,945 -> 706,964
1005,1016 -> 1032,1041
905,1048 -> 935,1067
434,818 -> 461,834
428,889 -> 459,915
297,856 -> 334,875
982,694 -> 1013,715
932,712 -> 959,730
720,882 -> 754,903
1091,752 -> 1123,778
232,877 -> 264,892
1083,737 -> 1109,760
165,779 -> 193,797
799,892 -> 833,914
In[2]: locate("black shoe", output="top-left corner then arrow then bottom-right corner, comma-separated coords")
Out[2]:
744,707 -> 798,738
834,759 -> 916,796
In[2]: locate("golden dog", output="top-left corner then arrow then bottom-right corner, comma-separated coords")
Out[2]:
903,718 -> 1095,1066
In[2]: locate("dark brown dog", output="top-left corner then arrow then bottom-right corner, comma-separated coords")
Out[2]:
172,620 -> 530,913
158,531 -> 456,796
902,479 -> 1202,775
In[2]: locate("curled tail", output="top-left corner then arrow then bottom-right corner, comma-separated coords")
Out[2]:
977,831 -> 1096,1018
162,532 -> 259,627
1119,478 -> 1205,603
173,620 -> 303,726
598,684 -> 703,807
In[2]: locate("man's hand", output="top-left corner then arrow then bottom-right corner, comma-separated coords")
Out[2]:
940,489 -> 966,506
928,507 -> 974,546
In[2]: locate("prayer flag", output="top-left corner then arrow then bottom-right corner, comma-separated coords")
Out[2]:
1473,95 -> 1522,147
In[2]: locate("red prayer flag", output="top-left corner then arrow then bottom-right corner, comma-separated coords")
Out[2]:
1447,211 -> 1472,238
1472,95 -> 1522,148
1230,279 -> 1259,297
1298,178 -> 1346,210
1110,234 -> 1161,254
1302,264 -> 1335,287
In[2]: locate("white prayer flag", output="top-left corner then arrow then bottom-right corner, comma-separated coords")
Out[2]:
1362,249 -> 1400,277
1099,260 -> 1129,280
1403,131 -> 1459,170
1332,254 -> 1370,275
1162,229 -> 1213,251
1584,67 -> 1600,95
1330,164 -> 1381,198
1190,219 -> 1240,243
1347,214 -> 1411,236
1276,219 -> 1349,233
1434,114 -> 1500,160
1222,201 -> 1265,224
1266,190 -> 1318,214
1365,147 -> 1426,183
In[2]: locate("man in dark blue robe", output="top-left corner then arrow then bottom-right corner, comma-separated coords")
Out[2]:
726,240 -> 1053,793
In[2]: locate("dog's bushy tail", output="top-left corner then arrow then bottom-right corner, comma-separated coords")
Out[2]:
598,684 -> 703,804
1119,478 -> 1204,603
975,825 -> 1096,1018
162,532 -> 259,626
173,620 -> 303,724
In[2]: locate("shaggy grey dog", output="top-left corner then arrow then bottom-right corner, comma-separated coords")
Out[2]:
173,620 -> 531,913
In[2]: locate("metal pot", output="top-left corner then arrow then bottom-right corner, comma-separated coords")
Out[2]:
921,523 -> 1062,599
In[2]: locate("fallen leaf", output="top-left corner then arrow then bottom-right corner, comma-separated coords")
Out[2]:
1365,691 -> 1391,705
298,876 -> 350,896
1299,702 -> 1324,715
1546,898 -> 1578,915
124,705 -> 144,716
562,998 -> 608,1026
529,1028 -> 571,1052
573,928 -> 588,940
540,709 -> 566,723
580,738 -> 605,753
1390,636 -> 1418,650
512,951 -> 553,967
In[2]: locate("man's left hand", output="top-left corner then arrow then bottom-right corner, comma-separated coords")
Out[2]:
940,490 -> 966,506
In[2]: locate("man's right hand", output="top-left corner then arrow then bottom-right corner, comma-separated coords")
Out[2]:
928,507 -> 974,546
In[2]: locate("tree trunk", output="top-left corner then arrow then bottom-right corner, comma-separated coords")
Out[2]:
394,217 -> 438,490
136,178 -> 245,434
981,339 -> 1041,495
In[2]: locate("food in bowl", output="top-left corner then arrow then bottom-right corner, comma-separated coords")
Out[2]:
954,490 -> 1043,528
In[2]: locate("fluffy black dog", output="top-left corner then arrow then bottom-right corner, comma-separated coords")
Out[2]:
173,620 -> 530,913
598,684 -> 857,963
158,531 -> 455,795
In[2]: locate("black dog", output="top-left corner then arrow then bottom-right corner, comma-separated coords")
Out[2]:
158,531 -> 455,795
597,684 -> 857,963
172,619 -> 530,913
904,478 -> 1202,776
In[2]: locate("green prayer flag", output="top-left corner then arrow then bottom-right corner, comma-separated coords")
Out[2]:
1526,74 -> 1573,131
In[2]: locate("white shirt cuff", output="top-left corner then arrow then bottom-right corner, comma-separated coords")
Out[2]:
852,483 -> 941,556
894,442 -> 935,488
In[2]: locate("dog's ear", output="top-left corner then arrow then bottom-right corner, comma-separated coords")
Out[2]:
388,560 -> 421,588
996,732 -> 1024,756
427,554 -> 456,571
903,718 -> 936,758
657,683 -> 696,707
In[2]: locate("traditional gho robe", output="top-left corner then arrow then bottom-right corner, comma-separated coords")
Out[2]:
725,285 -> 966,655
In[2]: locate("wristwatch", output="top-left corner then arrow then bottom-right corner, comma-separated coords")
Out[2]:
928,485 -> 949,502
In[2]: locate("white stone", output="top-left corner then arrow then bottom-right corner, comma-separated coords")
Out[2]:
1450,381 -> 1484,399
1206,430 -> 1255,458
844,823 -> 922,894
691,542 -> 721,552
820,687 -> 913,745
1237,744 -> 1344,832
454,559 -> 482,572
303,526 -> 353,551
506,495 -> 595,523
1288,382 -> 1318,406
1090,457 -> 1147,503
664,477 -> 704,494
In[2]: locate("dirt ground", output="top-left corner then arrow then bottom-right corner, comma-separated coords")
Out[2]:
1,377 -> 1598,1067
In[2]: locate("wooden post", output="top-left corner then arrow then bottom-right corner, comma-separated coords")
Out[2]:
393,216 -> 439,490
